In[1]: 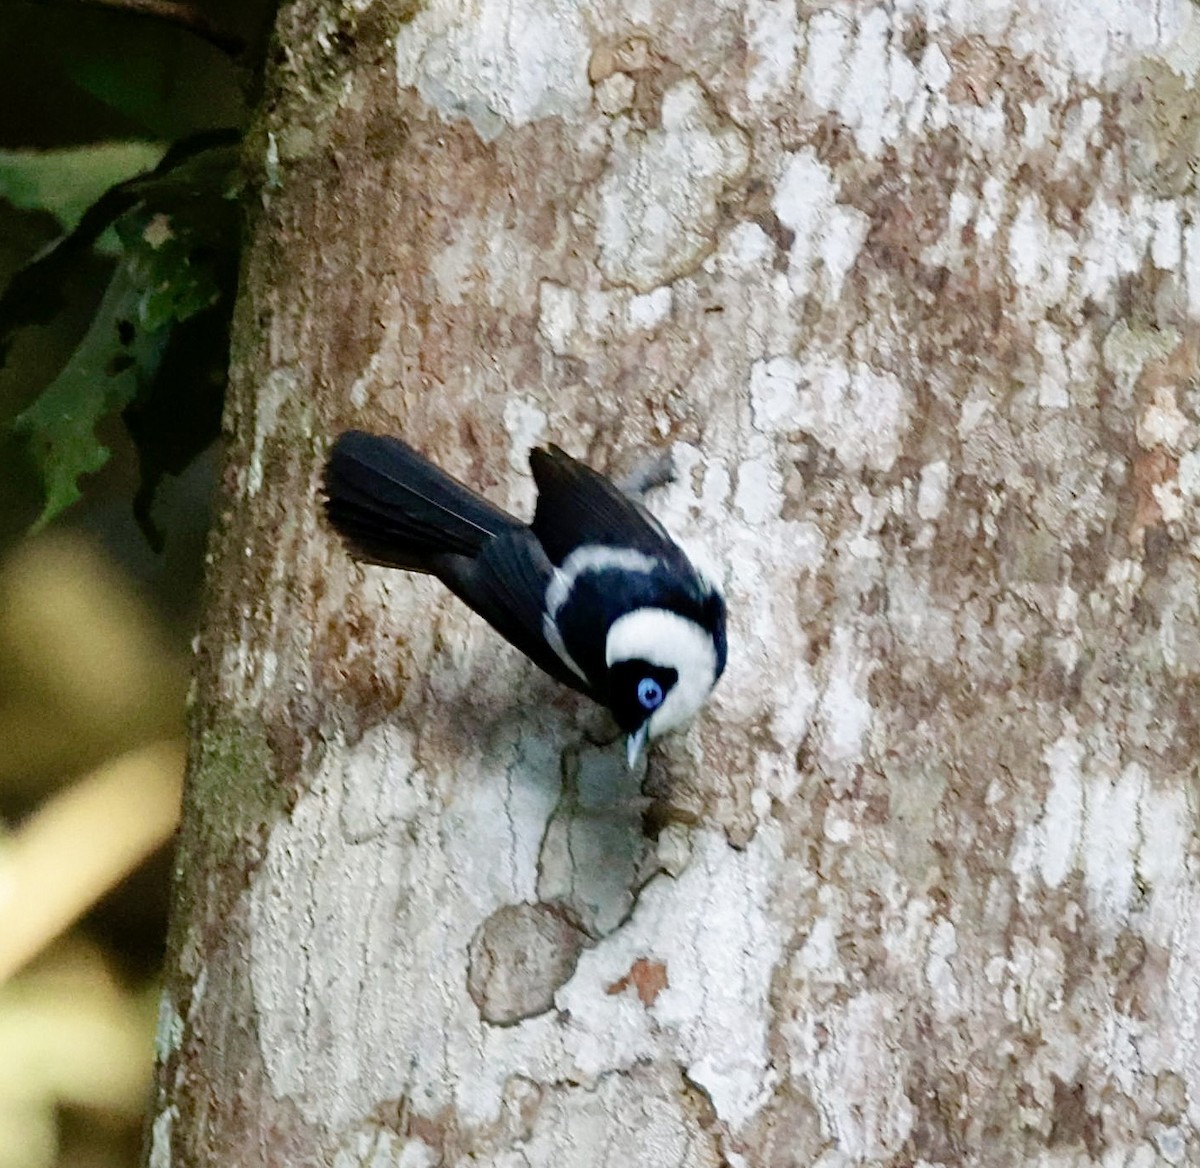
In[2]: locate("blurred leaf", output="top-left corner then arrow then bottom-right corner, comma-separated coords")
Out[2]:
0,738 -> 183,983
0,1097 -> 55,1168
0,142 -> 165,234
0,130 -> 238,368
0,193 -> 137,369
117,215 -> 224,330
125,302 -> 228,552
0,940 -> 157,1157
65,47 -> 183,136
13,258 -> 167,530
2,133 -> 242,533
116,138 -> 242,548
55,5 -> 250,138
0,533 -> 186,797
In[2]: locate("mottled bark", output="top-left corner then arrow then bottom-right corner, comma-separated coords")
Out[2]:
151,1 -> 1200,1165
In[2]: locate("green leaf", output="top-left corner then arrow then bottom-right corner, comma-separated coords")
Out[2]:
13,258 -> 168,530
125,306 -> 228,552
0,132 -> 239,368
3,132 -> 243,535
0,142 -> 166,234
117,215 -> 222,331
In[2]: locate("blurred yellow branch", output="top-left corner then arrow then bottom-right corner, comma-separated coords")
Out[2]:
0,740 -> 184,984
0,535 -> 186,797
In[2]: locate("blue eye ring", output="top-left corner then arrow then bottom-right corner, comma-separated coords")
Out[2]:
637,677 -> 664,711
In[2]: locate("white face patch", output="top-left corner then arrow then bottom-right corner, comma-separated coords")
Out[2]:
606,607 -> 719,738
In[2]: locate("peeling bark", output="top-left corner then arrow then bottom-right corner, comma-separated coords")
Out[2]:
152,0 -> 1200,1164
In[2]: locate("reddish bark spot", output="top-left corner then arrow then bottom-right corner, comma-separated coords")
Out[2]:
606,957 -> 669,1007
1130,446 -> 1176,542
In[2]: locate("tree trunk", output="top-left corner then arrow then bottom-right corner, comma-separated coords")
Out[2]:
151,1 -> 1200,1164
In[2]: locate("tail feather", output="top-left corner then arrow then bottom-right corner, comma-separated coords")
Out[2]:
323,431 -> 521,570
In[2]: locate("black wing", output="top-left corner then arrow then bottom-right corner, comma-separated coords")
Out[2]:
529,444 -> 680,566
324,431 -> 521,570
439,529 -> 595,697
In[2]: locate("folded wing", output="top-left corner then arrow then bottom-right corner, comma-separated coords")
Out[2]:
529,444 -> 681,566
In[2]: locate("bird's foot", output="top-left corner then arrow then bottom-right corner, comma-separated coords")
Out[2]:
617,448 -> 676,500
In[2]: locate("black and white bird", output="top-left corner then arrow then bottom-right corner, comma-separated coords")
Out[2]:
323,430 -> 727,764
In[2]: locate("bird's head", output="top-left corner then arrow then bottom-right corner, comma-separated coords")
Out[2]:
605,592 -> 726,765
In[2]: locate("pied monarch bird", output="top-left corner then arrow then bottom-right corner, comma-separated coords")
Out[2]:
323,430 -> 727,764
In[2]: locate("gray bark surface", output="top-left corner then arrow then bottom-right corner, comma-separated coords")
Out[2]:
151,1 -> 1200,1164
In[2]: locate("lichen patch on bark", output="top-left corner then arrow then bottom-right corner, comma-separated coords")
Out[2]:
394,0 -> 591,141
596,79 -> 750,291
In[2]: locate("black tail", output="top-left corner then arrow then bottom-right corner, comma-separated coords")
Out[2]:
323,431 -> 522,570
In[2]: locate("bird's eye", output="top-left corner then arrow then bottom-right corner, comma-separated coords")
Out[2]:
637,677 -> 664,710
